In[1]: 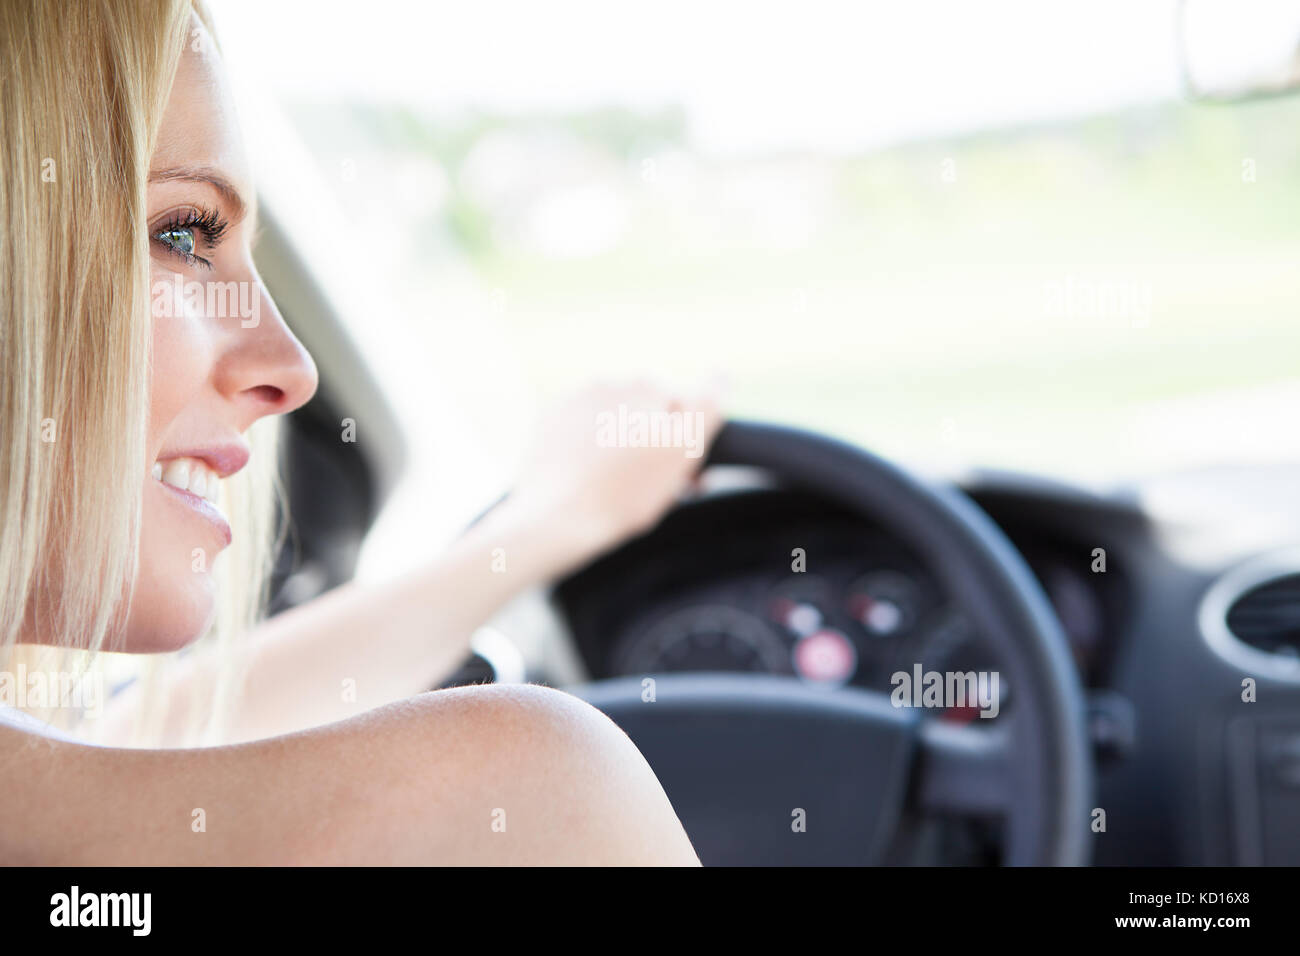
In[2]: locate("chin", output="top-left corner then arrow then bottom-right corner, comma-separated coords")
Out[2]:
121,570 -> 217,653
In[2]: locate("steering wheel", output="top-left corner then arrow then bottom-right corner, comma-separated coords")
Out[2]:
572,420 -> 1093,865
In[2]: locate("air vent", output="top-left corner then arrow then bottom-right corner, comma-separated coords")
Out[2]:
1226,574 -> 1300,659
1200,551 -> 1300,682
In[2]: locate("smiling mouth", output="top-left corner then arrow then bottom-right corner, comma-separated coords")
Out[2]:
152,456 -> 221,501
152,456 -> 232,545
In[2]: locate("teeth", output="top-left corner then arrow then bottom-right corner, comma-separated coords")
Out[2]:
161,459 -> 190,491
154,456 -> 221,502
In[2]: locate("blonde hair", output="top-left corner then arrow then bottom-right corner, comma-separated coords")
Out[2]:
0,0 -> 281,745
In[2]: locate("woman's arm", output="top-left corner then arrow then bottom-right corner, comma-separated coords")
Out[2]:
96,383 -> 722,746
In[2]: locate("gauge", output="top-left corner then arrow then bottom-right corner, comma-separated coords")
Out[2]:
767,575 -> 834,638
616,605 -> 790,676
773,599 -> 823,638
792,628 -> 858,685
847,570 -> 923,638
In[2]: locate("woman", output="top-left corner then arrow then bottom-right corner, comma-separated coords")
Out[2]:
0,0 -> 718,864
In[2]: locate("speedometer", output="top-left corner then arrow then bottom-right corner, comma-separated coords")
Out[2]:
616,605 -> 790,676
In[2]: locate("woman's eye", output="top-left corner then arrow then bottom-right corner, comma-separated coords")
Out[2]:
154,227 -> 197,256
150,208 -> 226,268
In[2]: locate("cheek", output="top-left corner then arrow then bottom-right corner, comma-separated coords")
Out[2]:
148,270 -> 213,440
124,274 -> 219,650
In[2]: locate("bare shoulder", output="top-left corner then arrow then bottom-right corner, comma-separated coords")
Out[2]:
0,684 -> 698,866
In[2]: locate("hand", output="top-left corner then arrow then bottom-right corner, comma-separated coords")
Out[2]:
505,380 -> 725,573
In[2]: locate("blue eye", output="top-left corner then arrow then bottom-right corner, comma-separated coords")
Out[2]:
150,206 -> 229,269
154,227 -> 196,256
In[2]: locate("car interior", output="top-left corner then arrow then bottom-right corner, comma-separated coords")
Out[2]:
226,0 -> 1300,866
254,199 -> 1300,864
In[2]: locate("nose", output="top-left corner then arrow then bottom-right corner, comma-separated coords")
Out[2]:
212,278 -> 319,427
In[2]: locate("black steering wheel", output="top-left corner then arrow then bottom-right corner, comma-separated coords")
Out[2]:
572,420 -> 1093,865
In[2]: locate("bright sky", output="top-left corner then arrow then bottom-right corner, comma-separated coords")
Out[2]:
216,0 -> 1186,155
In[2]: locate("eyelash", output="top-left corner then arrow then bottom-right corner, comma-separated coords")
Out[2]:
151,206 -> 230,270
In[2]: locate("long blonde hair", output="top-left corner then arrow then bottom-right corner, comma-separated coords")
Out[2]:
0,0 -> 280,744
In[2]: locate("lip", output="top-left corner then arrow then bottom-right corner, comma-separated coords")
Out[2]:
156,441 -> 251,479
155,477 -> 234,548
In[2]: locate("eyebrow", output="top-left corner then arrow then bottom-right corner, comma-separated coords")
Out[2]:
147,164 -> 255,229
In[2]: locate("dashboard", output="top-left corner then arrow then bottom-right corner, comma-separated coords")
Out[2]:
549,465 -> 1300,865
555,486 -> 1129,710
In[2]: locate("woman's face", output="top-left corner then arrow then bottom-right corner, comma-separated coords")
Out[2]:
126,20 -> 317,651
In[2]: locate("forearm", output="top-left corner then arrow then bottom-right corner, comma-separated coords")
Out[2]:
228,501 -> 582,739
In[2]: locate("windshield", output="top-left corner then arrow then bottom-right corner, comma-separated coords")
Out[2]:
213,0 -> 1300,513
